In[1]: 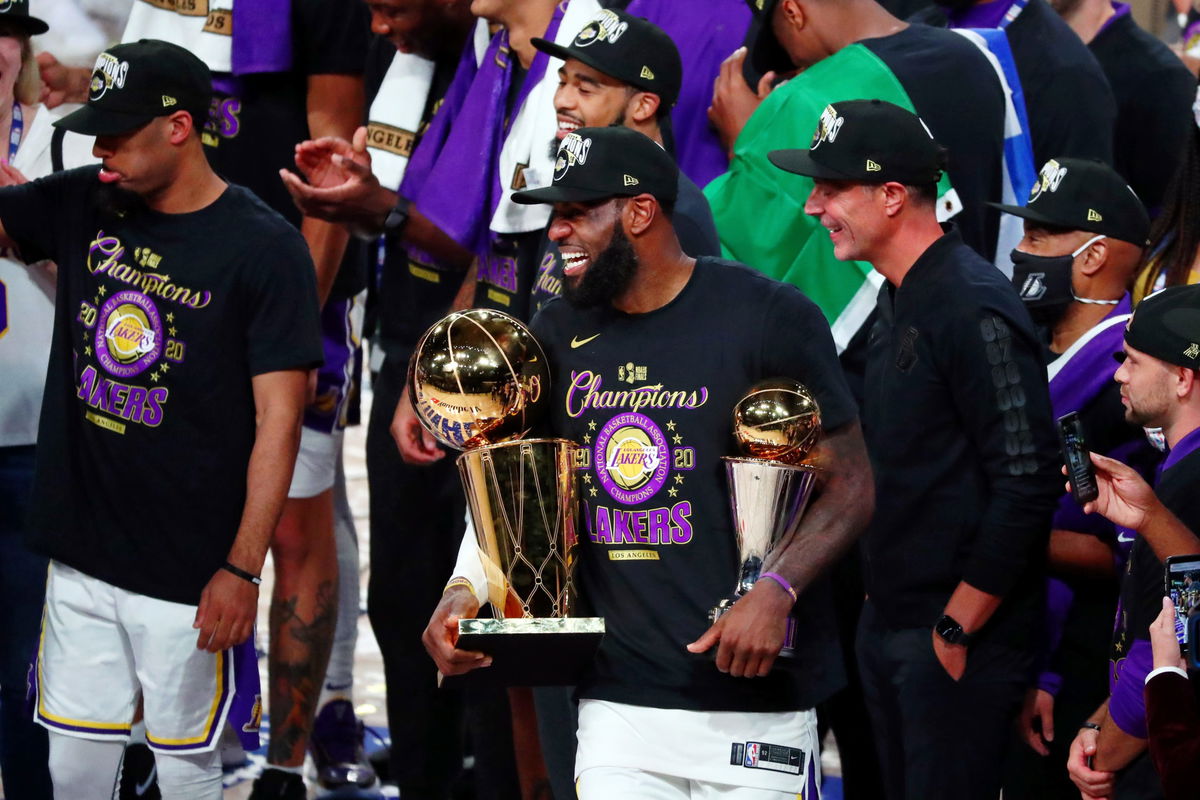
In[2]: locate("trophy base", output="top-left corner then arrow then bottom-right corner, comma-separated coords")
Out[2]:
447,617 -> 606,687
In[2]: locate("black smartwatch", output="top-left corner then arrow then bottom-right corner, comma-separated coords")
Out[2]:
934,614 -> 973,647
381,195 -> 411,237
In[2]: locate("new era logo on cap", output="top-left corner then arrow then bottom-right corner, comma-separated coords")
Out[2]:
640,66 -> 654,80
866,160 -> 881,172
1186,343 -> 1200,359
162,95 -> 176,107
1087,209 -> 1102,222
624,174 -> 639,186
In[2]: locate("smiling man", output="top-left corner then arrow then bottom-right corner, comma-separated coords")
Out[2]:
0,40 -> 322,800
776,99 -> 1061,800
424,125 -> 874,799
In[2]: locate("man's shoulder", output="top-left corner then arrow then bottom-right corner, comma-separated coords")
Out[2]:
1092,15 -> 1193,86
1159,445 -> 1200,527
1009,0 -> 1107,72
222,184 -> 304,241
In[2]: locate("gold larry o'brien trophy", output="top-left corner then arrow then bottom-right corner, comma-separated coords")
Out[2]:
710,379 -> 822,660
409,308 -> 604,686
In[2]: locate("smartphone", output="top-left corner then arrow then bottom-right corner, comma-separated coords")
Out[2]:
1165,555 -> 1200,652
1058,412 -> 1098,505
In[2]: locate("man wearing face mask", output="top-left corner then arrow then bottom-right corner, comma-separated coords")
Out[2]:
991,157 -> 1159,797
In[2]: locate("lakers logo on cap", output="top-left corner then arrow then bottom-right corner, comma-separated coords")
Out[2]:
1029,159 -> 1067,202
624,174 -> 639,186
554,132 -> 592,182
1087,209 -> 1102,222
89,52 -> 129,102
811,105 -> 844,150
866,160 -> 882,172
640,66 -> 655,80
574,10 -> 628,48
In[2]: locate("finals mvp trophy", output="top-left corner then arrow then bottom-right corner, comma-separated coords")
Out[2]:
709,379 -> 822,660
410,309 -> 604,686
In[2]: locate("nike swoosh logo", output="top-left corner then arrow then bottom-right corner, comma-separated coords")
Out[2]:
136,764 -> 158,797
571,334 -> 600,349
1117,532 -> 1135,543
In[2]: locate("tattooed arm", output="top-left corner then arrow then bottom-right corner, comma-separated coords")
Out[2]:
193,369 -> 307,653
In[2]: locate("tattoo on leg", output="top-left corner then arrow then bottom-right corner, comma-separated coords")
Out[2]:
268,580 -> 336,765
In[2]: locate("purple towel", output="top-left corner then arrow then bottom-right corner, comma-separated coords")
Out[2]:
231,0 -> 294,75
400,7 -> 565,256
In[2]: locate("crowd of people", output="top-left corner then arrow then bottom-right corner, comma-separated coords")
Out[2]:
2,0 -> 1200,799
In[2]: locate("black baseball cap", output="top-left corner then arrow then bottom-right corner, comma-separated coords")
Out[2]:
769,99 -> 946,185
54,40 -> 211,136
989,158 -> 1150,246
0,0 -> 47,35
533,9 -> 683,107
512,126 -> 678,206
1124,285 -> 1200,369
746,0 -> 794,77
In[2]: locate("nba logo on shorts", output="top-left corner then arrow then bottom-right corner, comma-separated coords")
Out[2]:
744,742 -> 760,768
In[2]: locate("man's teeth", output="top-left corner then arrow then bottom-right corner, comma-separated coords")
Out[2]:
558,119 -> 579,132
562,252 -> 589,274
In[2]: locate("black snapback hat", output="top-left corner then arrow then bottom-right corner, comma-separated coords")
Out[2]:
0,0 -> 47,35
512,126 -> 678,206
54,39 -> 211,136
769,99 -> 945,185
989,158 -> 1150,246
1124,285 -> 1200,370
745,0 -> 793,77
533,9 -> 683,107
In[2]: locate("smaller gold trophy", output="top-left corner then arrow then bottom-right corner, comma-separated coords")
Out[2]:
410,309 -> 603,685
710,379 -> 822,660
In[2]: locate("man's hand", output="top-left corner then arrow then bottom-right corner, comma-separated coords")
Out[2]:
1017,688 -> 1056,756
193,567 -> 258,653
421,584 -> 490,677
932,631 -> 967,682
708,47 -> 776,155
37,52 -> 89,108
279,126 -> 393,231
686,580 -> 792,677
392,385 -> 445,465
1076,452 -> 1159,530
0,161 -> 29,187
1067,726 -> 1115,799
1150,595 -> 1187,672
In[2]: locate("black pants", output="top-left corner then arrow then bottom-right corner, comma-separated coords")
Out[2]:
366,354 -> 519,800
857,600 -> 1028,800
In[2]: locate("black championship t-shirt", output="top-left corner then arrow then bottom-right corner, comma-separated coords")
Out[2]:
202,0 -> 369,229
1,167 -> 323,604
531,257 -> 858,712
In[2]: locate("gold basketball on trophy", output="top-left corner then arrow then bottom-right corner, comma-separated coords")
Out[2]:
409,309 -> 550,450
732,379 -> 821,465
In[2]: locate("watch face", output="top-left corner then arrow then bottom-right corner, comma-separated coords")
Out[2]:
936,616 -> 964,643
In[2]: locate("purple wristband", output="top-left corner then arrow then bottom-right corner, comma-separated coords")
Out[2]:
759,572 -> 797,602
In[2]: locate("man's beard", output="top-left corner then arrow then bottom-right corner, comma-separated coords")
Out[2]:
561,225 -> 639,308
94,181 -> 144,221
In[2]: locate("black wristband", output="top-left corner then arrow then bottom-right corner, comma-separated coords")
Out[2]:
1079,721 -> 1102,732
222,561 -> 262,586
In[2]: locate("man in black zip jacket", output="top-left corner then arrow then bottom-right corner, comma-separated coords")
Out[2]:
776,98 -> 1062,800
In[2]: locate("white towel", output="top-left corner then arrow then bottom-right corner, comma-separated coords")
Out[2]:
489,0 -> 602,236
366,52 -> 436,191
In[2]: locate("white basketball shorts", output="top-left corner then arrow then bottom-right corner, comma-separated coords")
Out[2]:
31,562 -> 261,755
575,699 -> 821,798
287,426 -> 343,499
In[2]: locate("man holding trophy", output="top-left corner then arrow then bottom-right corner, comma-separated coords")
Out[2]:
422,126 -> 874,798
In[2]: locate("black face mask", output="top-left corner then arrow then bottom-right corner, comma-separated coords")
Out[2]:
1010,248 -> 1074,327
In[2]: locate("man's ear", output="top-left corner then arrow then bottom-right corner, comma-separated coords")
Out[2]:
780,0 -> 806,30
166,110 -> 196,145
1176,364 -> 1198,400
623,194 -> 658,237
626,91 -> 662,126
1077,238 -> 1108,277
880,182 -> 909,218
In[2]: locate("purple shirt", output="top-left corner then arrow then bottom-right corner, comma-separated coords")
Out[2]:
1097,1 -> 1132,36
625,0 -> 751,188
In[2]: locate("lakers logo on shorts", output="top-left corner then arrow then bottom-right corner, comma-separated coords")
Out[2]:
95,290 -> 163,378
594,412 -> 669,504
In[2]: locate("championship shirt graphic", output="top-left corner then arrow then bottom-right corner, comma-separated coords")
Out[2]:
95,290 -> 162,377
594,412 -> 668,505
